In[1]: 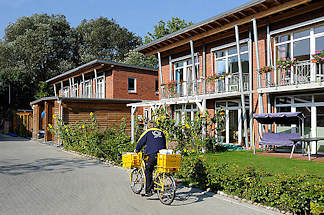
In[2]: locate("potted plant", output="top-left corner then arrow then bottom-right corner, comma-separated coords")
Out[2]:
312,50 -> 324,63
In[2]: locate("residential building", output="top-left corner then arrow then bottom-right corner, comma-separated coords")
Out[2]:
128,0 -> 324,154
31,60 -> 158,141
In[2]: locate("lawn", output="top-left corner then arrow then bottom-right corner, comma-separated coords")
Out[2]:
203,151 -> 324,177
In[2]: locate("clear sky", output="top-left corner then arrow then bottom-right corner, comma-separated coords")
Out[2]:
0,0 -> 250,40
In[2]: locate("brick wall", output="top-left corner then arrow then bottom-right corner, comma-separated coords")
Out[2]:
112,67 -> 158,100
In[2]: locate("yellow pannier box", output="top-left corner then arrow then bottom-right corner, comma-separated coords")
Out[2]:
122,152 -> 142,168
157,154 -> 181,173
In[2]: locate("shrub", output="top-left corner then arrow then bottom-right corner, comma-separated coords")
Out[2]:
179,154 -> 324,215
176,154 -> 208,189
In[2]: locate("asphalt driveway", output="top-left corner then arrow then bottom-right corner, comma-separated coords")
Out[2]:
0,134 -> 281,215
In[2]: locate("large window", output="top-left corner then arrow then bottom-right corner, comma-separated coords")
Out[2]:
174,57 -> 199,83
275,93 -> 324,153
128,77 -> 136,93
214,43 -> 249,75
275,23 -> 324,62
96,76 -> 105,98
84,80 -> 92,98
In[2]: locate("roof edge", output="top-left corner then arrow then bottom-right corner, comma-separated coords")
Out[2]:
136,0 -> 267,53
46,59 -> 158,84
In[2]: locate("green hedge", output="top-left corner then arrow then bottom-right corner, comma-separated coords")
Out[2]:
176,155 -> 324,215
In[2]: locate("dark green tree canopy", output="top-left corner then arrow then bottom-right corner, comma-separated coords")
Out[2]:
0,14 -> 78,108
124,17 -> 192,69
144,17 -> 193,44
77,17 -> 142,63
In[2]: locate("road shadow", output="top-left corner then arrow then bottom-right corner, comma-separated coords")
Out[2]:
147,185 -> 214,206
0,133 -> 30,142
0,157 -> 100,176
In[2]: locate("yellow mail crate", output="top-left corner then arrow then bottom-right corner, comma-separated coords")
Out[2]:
122,152 -> 142,168
157,154 -> 181,173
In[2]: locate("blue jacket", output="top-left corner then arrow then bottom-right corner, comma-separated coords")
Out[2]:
135,128 -> 166,155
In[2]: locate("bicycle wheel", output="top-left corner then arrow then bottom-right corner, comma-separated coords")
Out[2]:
156,173 -> 176,205
130,168 -> 144,194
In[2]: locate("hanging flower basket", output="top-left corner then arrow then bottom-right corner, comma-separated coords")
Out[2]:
258,66 -> 274,75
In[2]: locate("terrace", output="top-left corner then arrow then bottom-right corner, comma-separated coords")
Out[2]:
160,73 -> 250,99
258,60 -> 324,91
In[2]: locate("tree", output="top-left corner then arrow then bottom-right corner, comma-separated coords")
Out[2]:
76,17 -> 142,64
122,50 -> 157,69
144,17 -> 193,44
0,14 -> 77,108
124,17 -> 192,68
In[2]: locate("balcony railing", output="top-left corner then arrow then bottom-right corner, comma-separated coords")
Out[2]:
259,60 -> 324,88
160,73 -> 250,99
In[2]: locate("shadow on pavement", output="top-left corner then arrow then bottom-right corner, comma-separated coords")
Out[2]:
0,133 -> 30,142
0,158 -> 99,176
147,185 -> 214,206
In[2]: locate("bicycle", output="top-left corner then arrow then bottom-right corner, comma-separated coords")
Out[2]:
123,152 -> 180,205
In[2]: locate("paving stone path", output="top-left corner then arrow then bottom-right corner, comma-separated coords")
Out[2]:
0,134 -> 282,215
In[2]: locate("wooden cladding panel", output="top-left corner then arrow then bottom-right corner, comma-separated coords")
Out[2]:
62,101 -> 131,131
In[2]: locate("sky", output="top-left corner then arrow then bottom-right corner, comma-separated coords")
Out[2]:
0,0 -> 251,40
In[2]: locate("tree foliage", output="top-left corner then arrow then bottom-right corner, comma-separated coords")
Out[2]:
76,17 -> 141,64
144,17 -> 193,44
124,17 -> 192,69
0,14 -> 78,108
122,49 -> 158,69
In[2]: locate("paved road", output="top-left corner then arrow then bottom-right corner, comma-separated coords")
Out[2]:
0,134 -> 281,215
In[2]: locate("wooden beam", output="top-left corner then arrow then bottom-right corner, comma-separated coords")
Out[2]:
238,11 -> 247,17
260,3 -> 268,9
199,27 -> 207,32
222,17 -> 231,23
231,14 -> 240,20
248,7 -> 258,14
144,0 -> 311,56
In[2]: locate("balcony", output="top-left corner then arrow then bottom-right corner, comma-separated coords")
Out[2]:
259,61 -> 324,89
160,73 -> 250,99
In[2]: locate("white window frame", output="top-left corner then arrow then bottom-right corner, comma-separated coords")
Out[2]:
62,87 -> 69,97
71,83 -> 79,97
128,77 -> 136,93
84,80 -> 92,98
96,75 -> 105,98
211,39 -> 250,92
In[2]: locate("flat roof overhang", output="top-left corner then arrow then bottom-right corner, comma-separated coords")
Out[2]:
137,0 -> 319,56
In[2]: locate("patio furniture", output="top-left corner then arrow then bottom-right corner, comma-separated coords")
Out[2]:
254,112 -> 305,158
290,137 -> 324,161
